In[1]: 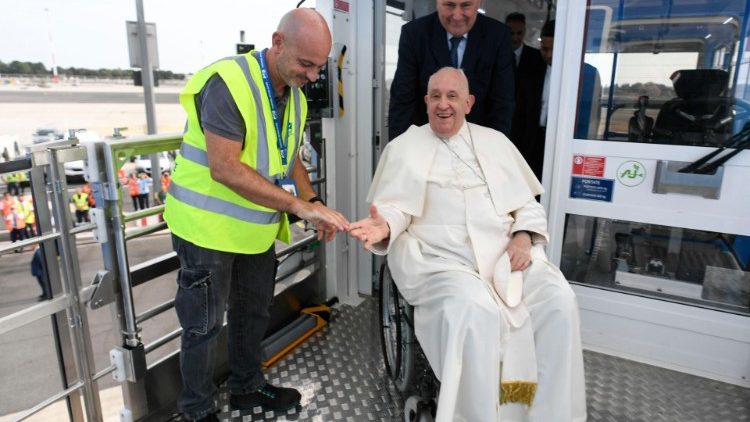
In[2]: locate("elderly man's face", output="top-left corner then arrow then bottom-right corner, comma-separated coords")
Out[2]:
424,69 -> 475,138
274,31 -> 331,88
437,0 -> 481,37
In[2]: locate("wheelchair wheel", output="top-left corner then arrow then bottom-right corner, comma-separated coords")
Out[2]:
379,261 -> 415,393
404,395 -> 436,422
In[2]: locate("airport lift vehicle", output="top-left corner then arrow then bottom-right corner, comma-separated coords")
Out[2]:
544,0 -> 750,387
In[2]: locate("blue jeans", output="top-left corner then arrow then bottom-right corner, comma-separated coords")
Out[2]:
172,234 -> 277,419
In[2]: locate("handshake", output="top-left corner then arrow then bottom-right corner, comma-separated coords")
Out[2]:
300,201 -> 390,251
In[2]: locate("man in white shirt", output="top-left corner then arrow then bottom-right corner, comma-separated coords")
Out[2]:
349,67 -> 586,422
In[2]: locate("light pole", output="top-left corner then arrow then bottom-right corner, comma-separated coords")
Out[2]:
44,7 -> 59,83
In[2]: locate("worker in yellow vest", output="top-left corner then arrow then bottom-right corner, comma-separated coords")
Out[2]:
71,188 -> 90,224
3,172 -> 19,196
17,171 -> 28,195
163,9 -> 349,420
21,194 -> 36,237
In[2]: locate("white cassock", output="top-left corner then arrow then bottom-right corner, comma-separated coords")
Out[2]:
368,123 -> 587,422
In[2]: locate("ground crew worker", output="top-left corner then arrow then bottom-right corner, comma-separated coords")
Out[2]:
163,8 -> 349,421
5,200 -> 27,249
82,182 -> 96,208
17,171 -> 28,195
71,188 -> 90,224
2,191 -> 14,217
4,172 -> 19,196
126,173 -> 140,211
21,194 -> 36,237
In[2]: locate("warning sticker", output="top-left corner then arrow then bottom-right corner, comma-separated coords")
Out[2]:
572,155 -> 606,177
334,0 -> 350,12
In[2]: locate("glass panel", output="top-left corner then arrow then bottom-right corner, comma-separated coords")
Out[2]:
576,0 -> 750,147
561,214 -> 750,315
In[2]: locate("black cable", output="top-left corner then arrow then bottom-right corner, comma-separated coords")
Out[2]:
296,0 -> 306,7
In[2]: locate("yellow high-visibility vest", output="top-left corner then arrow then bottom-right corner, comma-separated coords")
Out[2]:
73,193 -> 90,211
164,52 -> 307,254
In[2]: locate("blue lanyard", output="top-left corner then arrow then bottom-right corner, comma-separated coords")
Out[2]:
257,49 -> 292,166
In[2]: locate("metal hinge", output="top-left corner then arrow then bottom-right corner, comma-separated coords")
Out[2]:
69,314 -> 83,328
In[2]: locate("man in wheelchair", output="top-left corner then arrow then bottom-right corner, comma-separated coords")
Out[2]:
350,68 -> 586,421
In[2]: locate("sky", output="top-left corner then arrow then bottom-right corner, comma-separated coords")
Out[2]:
0,0 -> 317,74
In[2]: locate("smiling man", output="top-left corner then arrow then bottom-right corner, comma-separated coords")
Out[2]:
164,8 -> 349,421
388,0 -> 515,141
350,68 -> 586,421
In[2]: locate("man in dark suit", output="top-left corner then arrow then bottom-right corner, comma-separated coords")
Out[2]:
512,19 -> 553,181
388,0 -> 515,141
506,13 -> 546,161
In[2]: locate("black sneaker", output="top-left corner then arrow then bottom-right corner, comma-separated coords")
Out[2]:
230,383 -> 301,412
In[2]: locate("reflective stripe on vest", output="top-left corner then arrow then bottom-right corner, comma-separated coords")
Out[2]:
168,182 -> 280,224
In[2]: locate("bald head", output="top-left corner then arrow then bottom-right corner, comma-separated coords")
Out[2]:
277,8 -> 331,49
427,67 -> 470,95
425,67 -> 474,138
268,8 -> 332,91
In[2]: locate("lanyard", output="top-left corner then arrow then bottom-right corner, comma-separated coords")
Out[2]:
257,49 -> 292,166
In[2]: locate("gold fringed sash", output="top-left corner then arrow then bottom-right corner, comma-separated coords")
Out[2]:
500,381 -> 538,407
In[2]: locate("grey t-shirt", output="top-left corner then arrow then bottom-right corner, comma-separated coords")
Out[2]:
197,74 -> 245,142
196,68 -> 290,145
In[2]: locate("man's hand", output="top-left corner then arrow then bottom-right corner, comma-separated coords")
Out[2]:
292,201 -> 350,242
507,231 -> 533,271
348,205 -> 391,250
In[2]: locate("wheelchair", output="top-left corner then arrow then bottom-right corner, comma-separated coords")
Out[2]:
378,259 -> 439,422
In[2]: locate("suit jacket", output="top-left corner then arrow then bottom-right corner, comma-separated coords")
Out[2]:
510,45 -> 546,177
388,13 -> 515,141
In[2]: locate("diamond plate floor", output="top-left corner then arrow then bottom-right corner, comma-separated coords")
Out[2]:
209,296 -> 750,422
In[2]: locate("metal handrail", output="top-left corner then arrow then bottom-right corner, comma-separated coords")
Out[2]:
70,222 -> 97,235
124,221 -> 169,241
0,295 -> 69,337
13,380 -> 85,421
0,231 -> 60,255
144,328 -> 182,354
123,204 -> 165,222
102,134 -> 183,348
136,299 -> 175,324
0,156 -> 32,175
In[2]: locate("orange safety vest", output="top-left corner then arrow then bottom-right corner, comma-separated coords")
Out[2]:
5,207 -> 26,230
128,177 -> 140,196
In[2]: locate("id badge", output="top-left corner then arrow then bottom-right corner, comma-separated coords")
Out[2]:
276,177 -> 298,197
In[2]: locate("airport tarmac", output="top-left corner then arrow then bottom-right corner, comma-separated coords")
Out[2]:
0,79 -> 186,148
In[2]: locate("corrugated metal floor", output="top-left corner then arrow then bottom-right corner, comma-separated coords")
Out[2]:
210,296 -> 750,422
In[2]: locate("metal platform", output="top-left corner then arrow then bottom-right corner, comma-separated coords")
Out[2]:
206,296 -> 750,422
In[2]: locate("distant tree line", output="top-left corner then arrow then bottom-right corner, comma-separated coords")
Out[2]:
612,82 -> 675,101
0,60 -> 185,80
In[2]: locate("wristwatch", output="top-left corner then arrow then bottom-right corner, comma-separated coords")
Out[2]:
308,195 -> 325,205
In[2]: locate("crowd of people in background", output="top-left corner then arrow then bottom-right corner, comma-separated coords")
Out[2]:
2,190 -> 35,249
121,169 -> 171,211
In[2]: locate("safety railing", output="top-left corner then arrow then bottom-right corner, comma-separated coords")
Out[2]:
1,128 -> 327,421
0,142 -> 103,422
